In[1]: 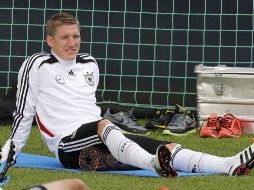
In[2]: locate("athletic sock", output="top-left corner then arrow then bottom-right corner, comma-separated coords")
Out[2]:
101,124 -> 155,171
171,146 -> 234,174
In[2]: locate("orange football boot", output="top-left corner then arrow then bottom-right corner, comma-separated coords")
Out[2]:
219,113 -> 242,138
200,113 -> 221,138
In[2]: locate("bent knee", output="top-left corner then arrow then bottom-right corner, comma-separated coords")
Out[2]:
97,119 -> 113,137
165,143 -> 182,152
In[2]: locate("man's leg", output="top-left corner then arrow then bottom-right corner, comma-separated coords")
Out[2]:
125,133 -> 254,176
98,119 -> 254,176
98,119 -> 177,177
169,144 -> 231,174
58,121 -> 104,169
79,133 -> 174,172
58,120 -> 174,176
98,119 -> 155,171
168,143 -> 254,175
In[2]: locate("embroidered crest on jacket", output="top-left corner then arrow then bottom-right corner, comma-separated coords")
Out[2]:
84,72 -> 94,86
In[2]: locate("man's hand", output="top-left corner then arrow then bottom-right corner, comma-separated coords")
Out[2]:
0,139 -> 15,182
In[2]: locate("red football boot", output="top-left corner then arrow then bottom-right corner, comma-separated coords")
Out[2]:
200,113 -> 222,138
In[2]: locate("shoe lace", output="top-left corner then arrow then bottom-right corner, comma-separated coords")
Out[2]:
169,113 -> 188,127
221,118 -> 233,128
221,115 -> 242,130
207,117 -> 221,128
124,110 -> 139,125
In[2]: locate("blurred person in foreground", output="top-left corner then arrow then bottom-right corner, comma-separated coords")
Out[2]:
22,178 -> 90,190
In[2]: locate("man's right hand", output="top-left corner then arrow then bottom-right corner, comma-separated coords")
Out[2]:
0,139 -> 15,182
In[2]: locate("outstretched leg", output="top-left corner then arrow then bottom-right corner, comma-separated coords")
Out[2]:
170,143 -> 254,175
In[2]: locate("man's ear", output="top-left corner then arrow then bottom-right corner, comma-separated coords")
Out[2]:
46,35 -> 53,48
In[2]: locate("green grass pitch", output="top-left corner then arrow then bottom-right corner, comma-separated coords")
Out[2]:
0,124 -> 253,190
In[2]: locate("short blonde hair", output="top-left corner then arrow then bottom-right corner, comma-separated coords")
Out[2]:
46,12 -> 80,36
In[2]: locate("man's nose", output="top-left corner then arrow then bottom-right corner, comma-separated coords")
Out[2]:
68,37 -> 76,46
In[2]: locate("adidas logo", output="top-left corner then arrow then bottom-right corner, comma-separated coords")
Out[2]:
68,70 -> 76,76
239,147 -> 254,165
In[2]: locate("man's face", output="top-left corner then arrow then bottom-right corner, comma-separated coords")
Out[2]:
46,24 -> 81,61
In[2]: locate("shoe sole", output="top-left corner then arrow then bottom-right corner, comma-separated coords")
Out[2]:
218,132 -> 242,138
199,130 -> 219,138
233,153 -> 254,176
199,134 -> 219,138
163,128 -> 197,136
219,134 -> 241,138
147,125 -> 167,130
122,130 -> 150,136
156,145 -> 178,177
0,140 -> 15,182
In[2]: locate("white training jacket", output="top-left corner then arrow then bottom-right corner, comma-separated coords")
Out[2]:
10,51 -> 102,159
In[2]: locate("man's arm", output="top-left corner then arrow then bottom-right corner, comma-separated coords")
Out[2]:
9,54 -> 40,158
0,139 -> 15,181
0,53 -> 43,181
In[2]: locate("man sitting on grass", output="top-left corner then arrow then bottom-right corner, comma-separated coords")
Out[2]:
1,13 -> 254,187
